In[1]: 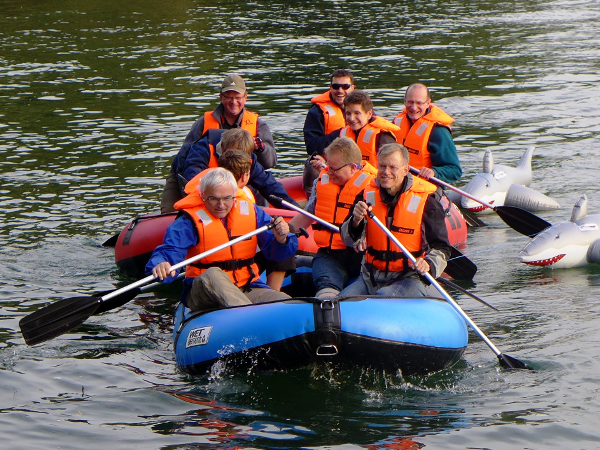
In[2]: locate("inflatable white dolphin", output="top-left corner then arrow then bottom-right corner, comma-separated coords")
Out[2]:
454,146 -> 560,214
519,195 -> 600,268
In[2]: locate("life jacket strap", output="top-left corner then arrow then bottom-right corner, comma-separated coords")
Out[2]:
367,248 -> 411,262
190,257 -> 255,272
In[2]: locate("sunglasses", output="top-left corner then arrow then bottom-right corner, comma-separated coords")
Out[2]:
331,83 -> 352,90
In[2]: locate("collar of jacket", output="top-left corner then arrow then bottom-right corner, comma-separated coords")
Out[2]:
376,173 -> 413,206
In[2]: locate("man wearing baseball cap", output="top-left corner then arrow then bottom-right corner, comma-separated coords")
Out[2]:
162,74 -> 278,211
188,74 -> 276,169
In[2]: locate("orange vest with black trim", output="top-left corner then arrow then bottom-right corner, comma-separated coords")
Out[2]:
183,168 -> 255,203
311,92 -> 346,134
202,110 -> 259,137
339,117 -> 401,166
313,163 -> 377,250
392,104 -> 454,170
363,177 -> 437,272
174,194 -> 260,287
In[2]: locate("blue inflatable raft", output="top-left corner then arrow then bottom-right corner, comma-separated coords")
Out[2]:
173,295 -> 468,376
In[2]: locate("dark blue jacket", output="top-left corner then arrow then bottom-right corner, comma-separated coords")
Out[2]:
173,129 -> 300,208
303,104 -> 342,156
145,206 -> 298,305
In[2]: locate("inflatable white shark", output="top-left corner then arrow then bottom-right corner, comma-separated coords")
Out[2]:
453,147 -> 560,214
519,195 -> 600,268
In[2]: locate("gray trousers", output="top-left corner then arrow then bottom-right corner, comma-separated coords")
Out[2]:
160,168 -> 183,214
187,267 -> 290,311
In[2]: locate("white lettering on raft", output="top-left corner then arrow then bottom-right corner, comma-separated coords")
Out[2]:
186,326 -> 213,348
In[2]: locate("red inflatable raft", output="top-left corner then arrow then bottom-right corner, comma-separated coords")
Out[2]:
113,176 -> 467,278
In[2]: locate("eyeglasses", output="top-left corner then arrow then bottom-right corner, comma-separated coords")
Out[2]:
329,163 -> 352,174
404,100 -> 429,107
221,93 -> 246,102
331,83 -> 352,90
377,164 -> 403,173
203,195 -> 235,206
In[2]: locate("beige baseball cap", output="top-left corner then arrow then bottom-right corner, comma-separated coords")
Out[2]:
220,74 -> 247,94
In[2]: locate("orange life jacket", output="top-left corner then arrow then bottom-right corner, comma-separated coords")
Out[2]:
339,117 -> 401,166
174,193 -> 259,287
313,163 -> 377,249
392,104 -> 454,170
310,91 -> 346,134
202,109 -> 259,137
183,168 -> 255,203
363,177 -> 437,272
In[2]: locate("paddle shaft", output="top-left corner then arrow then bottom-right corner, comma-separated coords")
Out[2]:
100,223 -> 274,302
272,196 -> 340,233
129,272 -> 185,295
368,213 -> 506,359
437,277 -> 498,311
409,166 -> 495,209
409,166 -> 551,238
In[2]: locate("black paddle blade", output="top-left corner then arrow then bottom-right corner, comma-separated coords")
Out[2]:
101,233 -> 119,247
498,353 -> 533,370
461,209 -> 487,228
443,247 -> 478,281
494,206 -> 552,238
19,296 -> 100,346
93,287 -> 143,314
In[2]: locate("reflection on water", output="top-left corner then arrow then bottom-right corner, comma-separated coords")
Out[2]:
2,0 -> 600,448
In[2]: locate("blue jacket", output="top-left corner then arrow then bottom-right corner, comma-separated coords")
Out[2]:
175,130 -> 300,207
145,205 -> 298,304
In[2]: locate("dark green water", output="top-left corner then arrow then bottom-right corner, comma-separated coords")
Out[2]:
2,0 -> 600,448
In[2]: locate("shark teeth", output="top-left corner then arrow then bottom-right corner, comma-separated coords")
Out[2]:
523,254 -> 566,266
467,205 -> 490,212
466,200 -> 494,212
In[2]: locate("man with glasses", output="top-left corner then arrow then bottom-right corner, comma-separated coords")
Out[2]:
393,83 -> 462,183
289,137 -> 377,298
179,146 -> 298,292
339,143 -> 451,297
302,69 -> 355,195
147,168 -> 297,311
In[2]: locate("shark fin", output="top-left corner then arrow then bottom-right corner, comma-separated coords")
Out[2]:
483,149 -> 494,173
570,194 -> 588,222
515,146 -> 535,172
504,184 -> 560,212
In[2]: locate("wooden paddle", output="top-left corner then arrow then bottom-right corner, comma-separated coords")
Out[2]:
368,212 -> 532,370
409,167 -> 552,237
270,195 -> 477,281
20,223 -> 275,346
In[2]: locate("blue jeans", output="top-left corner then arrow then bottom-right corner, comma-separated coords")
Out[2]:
311,247 -> 363,293
339,273 -> 428,298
